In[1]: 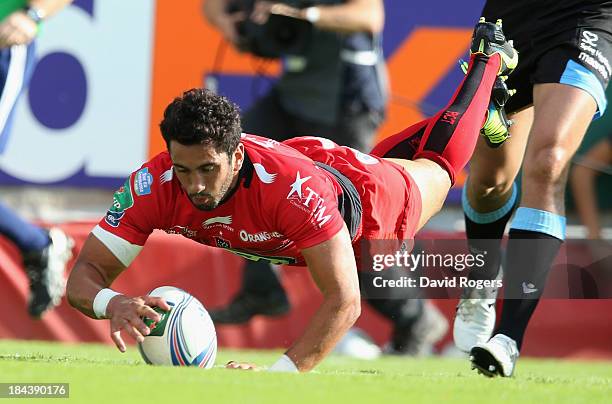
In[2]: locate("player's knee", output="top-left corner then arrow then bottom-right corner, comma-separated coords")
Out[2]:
468,174 -> 514,201
524,145 -> 569,186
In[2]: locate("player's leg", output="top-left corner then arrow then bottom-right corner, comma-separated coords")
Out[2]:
455,17 -> 538,342
482,83 -> 598,360
375,19 -> 517,230
0,44 -> 73,318
0,45 -> 50,253
453,106 -> 533,352
471,84 -> 598,377
472,33 -> 611,376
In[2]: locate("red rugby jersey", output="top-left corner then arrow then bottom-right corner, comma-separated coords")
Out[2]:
94,134 -> 420,268
95,134 -> 347,267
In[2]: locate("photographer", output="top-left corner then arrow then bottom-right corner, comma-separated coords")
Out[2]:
204,0 -> 387,152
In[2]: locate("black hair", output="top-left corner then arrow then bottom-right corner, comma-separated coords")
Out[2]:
160,88 -> 242,155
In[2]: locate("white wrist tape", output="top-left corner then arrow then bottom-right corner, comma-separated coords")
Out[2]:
269,354 -> 299,373
93,288 -> 122,319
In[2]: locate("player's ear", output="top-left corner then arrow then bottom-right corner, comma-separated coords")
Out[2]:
232,143 -> 245,174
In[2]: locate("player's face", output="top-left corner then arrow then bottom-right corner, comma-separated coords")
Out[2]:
170,141 -> 244,211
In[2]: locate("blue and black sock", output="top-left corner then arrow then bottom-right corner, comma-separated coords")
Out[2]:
462,183 -> 518,281
495,207 -> 565,350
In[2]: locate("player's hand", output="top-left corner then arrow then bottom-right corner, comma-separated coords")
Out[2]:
213,9 -> 245,46
251,2 -> 301,25
106,295 -> 171,353
0,11 -> 38,49
269,3 -> 302,19
225,360 -> 260,371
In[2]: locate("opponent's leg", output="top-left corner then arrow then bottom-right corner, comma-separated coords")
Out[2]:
471,83 -> 600,378
497,84 -> 597,342
0,44 -> 73,318
453,107 -> 533,352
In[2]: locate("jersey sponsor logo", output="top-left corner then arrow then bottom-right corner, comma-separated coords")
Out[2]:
226,248 -> 297,265
104,178 -> 134,227
239,229 -> 284,243
578,51 -> 611,80
160,167 -> 173,184
579,30 -> 611,80
203,216 -> 234,233
253,163 -> 277,184
214,237 -> 231,249
582,30 -> 599,48
287,171 -> 333,227
522,282 -> 538,294
286,171 -> 312,199
105,210 -> 125,228
203,216 -> 232,226
134,167 -> 154,196
440,110 -> 459,125
164,225 -> 198,239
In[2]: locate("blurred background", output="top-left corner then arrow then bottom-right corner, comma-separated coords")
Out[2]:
0,0 -> 610,359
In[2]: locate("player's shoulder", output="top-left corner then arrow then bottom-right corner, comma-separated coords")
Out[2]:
241,134 -> 339,207
241,133 -> 318,181
123,151 -> 176,202
142,151 -> 173,175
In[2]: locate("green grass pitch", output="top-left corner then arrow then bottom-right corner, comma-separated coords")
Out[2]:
0,340 -> 611,403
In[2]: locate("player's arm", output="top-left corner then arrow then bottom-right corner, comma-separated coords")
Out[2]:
0,0 -> 73,48
28,0 -> 74,18
284,225 -> 361,372
263,0 -> 384,34
67,233 -> 170,352
202,0 -> 245,46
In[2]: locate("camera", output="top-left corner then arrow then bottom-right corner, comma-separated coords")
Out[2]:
227,0 -> 313,58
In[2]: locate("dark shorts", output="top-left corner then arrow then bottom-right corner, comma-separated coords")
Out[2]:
482,8 -> 612,117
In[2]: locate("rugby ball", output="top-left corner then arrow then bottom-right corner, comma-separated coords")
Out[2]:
137,286 -> 217,368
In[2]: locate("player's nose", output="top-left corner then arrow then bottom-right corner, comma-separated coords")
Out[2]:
185,174 -> 206,195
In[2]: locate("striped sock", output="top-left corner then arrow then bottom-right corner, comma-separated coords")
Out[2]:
462,183 -> 518,281
495,207 -> 565,349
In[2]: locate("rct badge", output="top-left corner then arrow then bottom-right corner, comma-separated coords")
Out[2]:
134,167 -> 154,196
